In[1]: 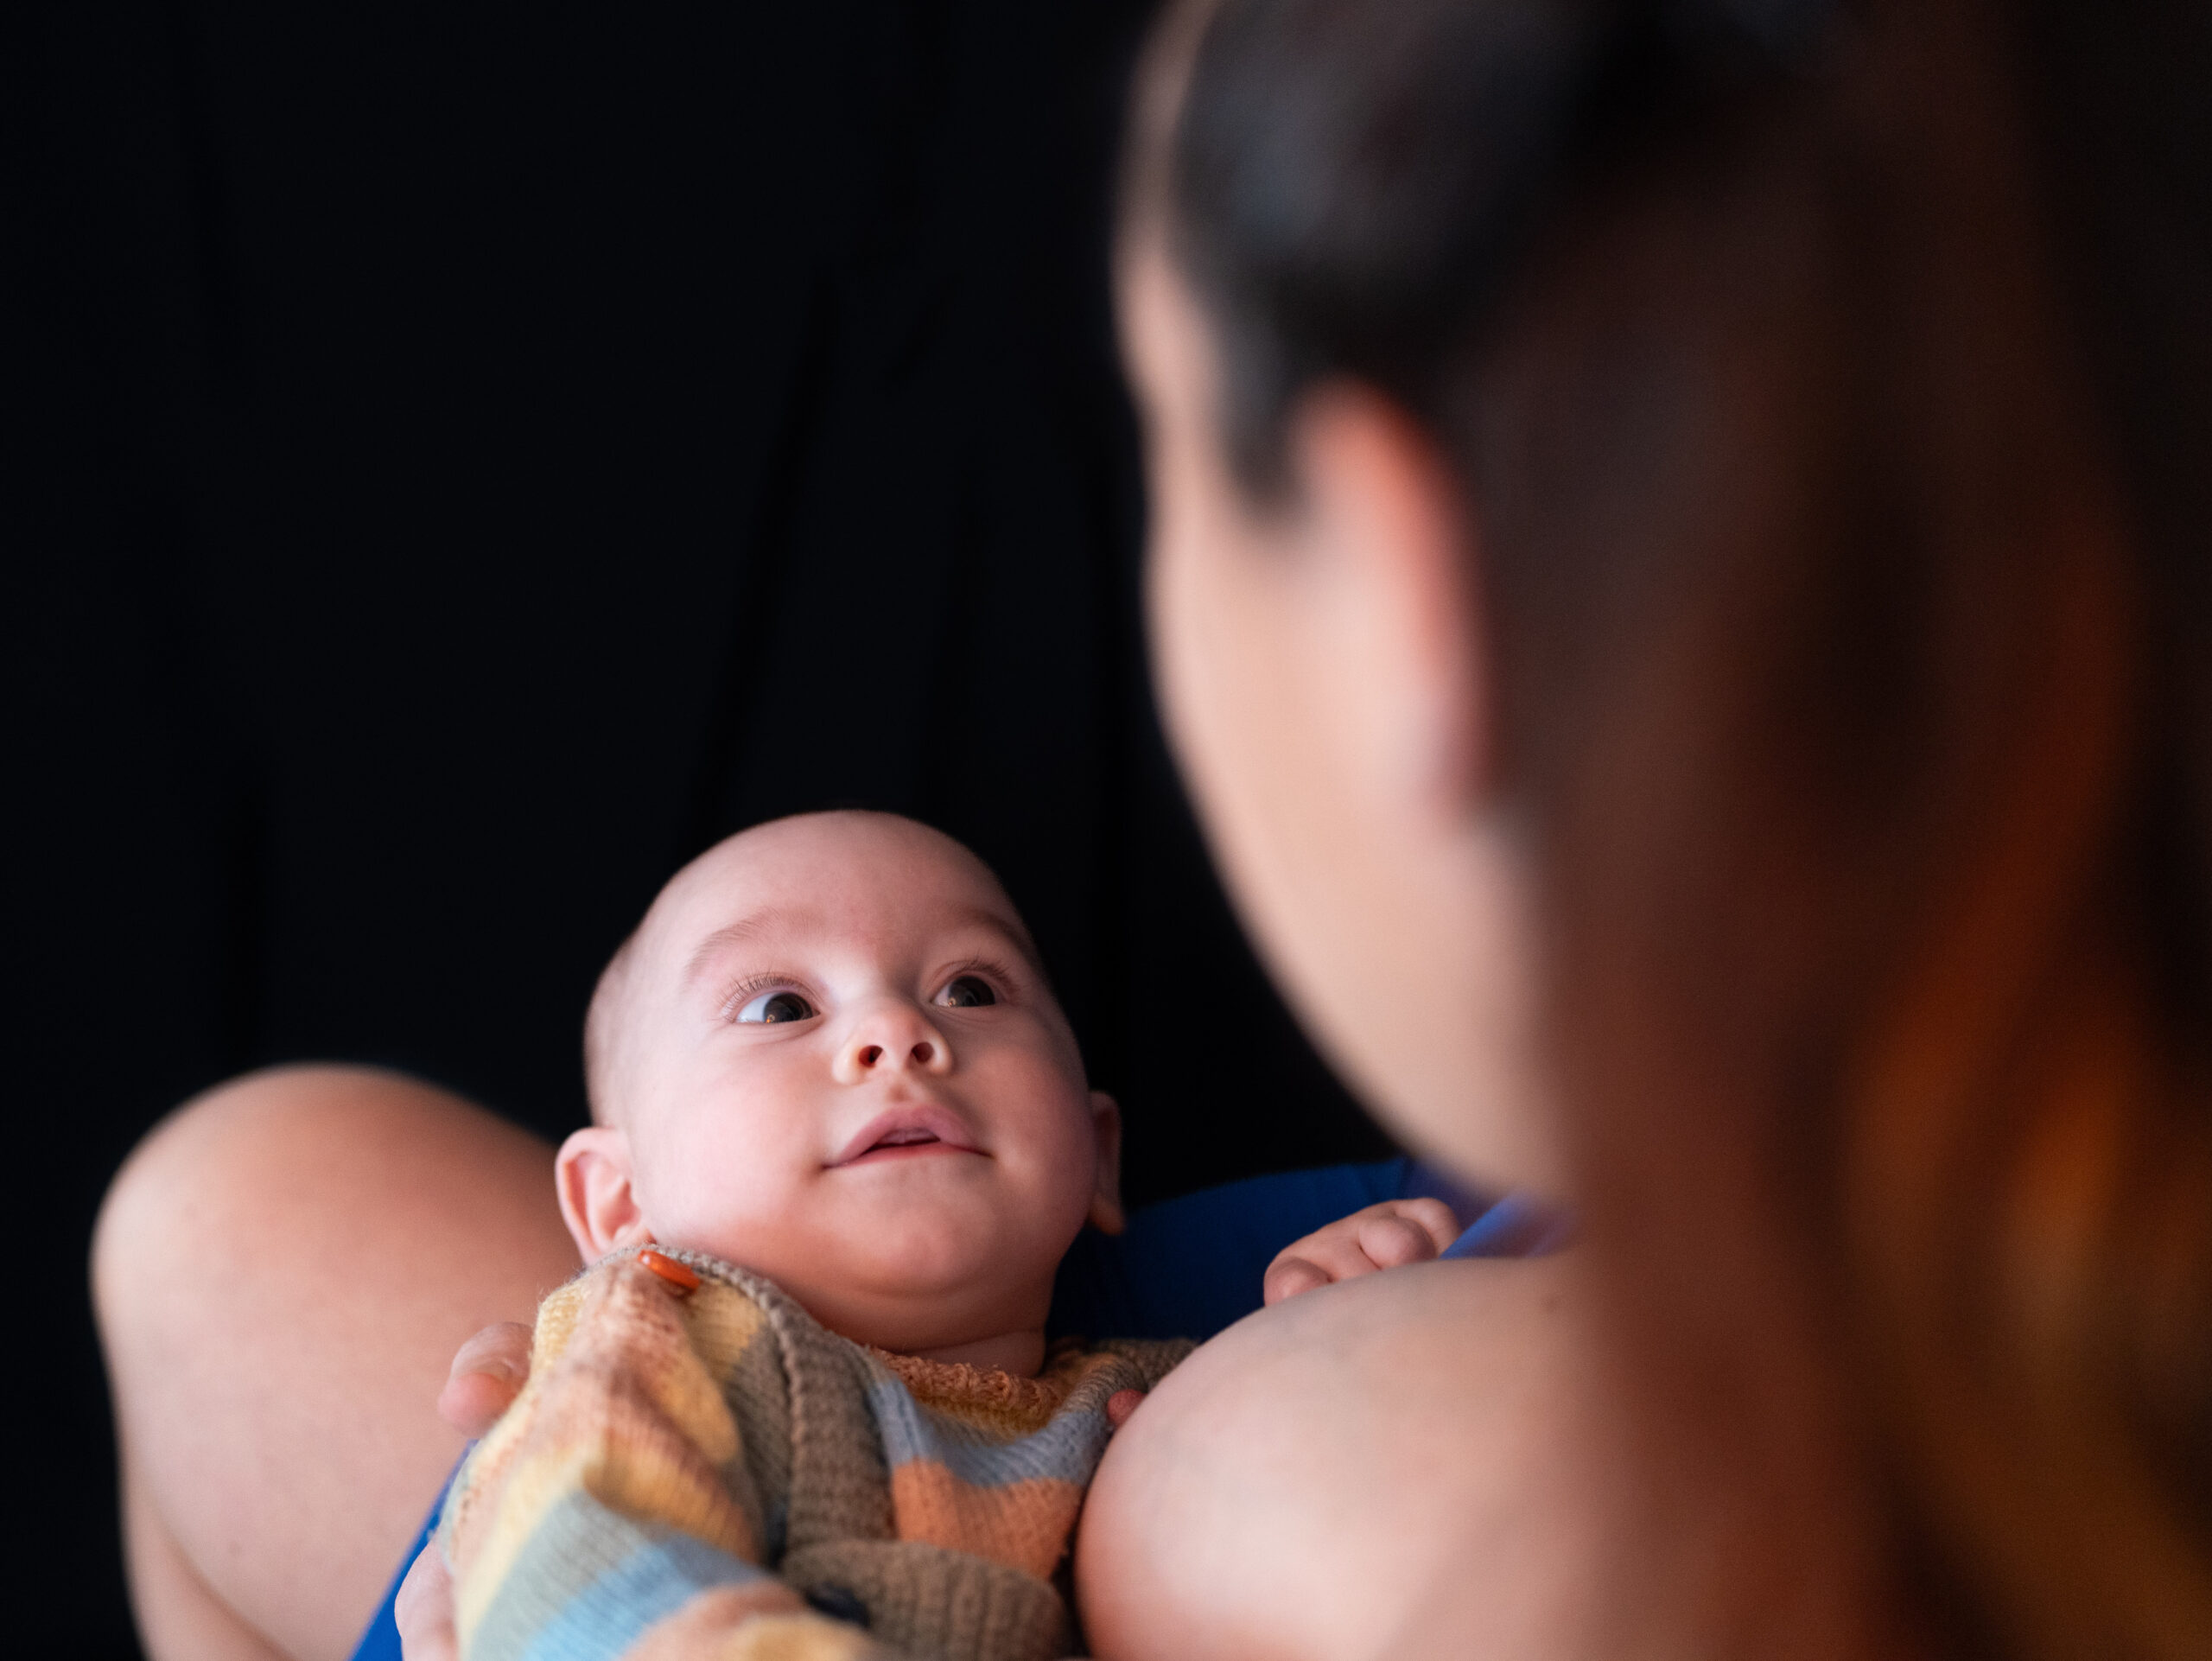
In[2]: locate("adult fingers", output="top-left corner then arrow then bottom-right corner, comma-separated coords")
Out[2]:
435,1321 -> 533,1436
394,1542 -> 457,1661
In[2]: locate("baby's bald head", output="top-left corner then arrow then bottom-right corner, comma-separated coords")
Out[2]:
582,927 -> 643,1125
582,811 -> 1060,1127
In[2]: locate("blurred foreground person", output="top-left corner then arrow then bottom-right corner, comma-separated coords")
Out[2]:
1082,0 -> 2212,1658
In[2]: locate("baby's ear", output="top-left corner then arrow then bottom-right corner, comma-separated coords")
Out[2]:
556,1125 -> 649,1258
1086,1091 -> 1126,1237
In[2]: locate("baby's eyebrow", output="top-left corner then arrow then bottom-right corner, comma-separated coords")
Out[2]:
942,906 -> 1046,973
681,908 -> 811,988
679,902 -> 1044,988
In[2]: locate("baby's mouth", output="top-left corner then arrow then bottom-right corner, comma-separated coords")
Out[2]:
832,1104 -> 983,1167
873,1126 -> 941,1149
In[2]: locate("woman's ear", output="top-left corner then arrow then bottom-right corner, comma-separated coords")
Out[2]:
1087,1090 -> 1127,1236
1289,383 -> 1487,818
555,1125 -> 650,1259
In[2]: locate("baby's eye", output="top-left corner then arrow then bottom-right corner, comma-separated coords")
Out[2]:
735,989 -> 817,1024
934,974 -> 997,1009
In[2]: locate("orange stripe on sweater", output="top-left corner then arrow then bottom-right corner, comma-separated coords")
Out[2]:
887,1464 -> 1086,1581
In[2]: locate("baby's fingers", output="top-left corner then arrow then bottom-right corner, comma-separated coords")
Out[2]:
1354,1212 -> 1442,1269
1262,1198 -> 1463,1305
437,1321 -> 533,1437
1262,1254 -> 1333,1304
1262,1230 -> 1395,1303
1362,1197 -> 1459,1262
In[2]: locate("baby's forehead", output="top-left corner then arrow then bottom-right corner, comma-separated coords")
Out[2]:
638,815 -> 1037,985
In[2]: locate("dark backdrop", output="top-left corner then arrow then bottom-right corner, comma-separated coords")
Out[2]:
3,3 -> 1391,1652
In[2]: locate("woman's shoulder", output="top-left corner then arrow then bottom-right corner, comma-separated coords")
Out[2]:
1077,1257 -> 1618,1661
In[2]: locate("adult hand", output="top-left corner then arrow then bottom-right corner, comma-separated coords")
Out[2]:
397,1321 -> 535,1661
436,1321 -> 534,1435
394,1541 -> 457,1661
1262,1199 -> 1459,1305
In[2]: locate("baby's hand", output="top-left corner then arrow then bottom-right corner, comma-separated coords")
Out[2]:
1262,1198 -> 1459,1305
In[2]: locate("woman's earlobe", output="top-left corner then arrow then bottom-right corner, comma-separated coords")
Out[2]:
554,1126 -> 645,1259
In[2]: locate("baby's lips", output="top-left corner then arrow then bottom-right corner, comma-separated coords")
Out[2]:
830,1099 -> 982,1165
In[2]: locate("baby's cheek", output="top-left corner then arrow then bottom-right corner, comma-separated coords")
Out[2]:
1045,1110 -> 1109,1212
638,1147 -> 793,1259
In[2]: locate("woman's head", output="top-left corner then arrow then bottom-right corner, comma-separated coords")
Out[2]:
1123,0 -> 2212,1653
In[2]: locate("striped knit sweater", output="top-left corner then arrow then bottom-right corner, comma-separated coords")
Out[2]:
439,1245 -> 1189,1661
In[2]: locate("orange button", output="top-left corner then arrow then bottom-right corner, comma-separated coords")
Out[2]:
638,1249 -> 701,1295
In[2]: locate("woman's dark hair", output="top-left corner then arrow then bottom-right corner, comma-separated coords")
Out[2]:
1163,0 -> 1839,493
1134,0 -> 2212,1655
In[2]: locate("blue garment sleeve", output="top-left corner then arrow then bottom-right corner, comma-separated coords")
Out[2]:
348,1466 -> 454,1661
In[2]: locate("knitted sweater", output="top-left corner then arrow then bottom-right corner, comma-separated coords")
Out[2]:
439,1246 -> 1190,1661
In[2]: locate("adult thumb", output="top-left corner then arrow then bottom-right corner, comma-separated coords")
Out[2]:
435,1321 -> 533,1437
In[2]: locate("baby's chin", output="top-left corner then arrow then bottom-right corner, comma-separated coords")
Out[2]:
778,1258 -> 1047,1358
662,1211 -> 1011,1287
664,1207 -> 1062,1349
814,1215 -> 1031,1301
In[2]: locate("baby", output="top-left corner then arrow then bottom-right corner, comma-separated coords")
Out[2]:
435,811 -> 1188,1661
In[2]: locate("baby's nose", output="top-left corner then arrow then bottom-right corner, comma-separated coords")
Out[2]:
835,1001 -> 954,1081
855,1038 -> 937,1069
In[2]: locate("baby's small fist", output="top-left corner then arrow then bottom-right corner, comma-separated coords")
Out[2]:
1262,1198 -> 1460,1306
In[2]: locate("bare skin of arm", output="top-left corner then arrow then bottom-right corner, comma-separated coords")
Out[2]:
92,1066 -> 578,1661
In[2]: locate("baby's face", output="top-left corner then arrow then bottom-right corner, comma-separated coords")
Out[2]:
594,813 -> 1116,1355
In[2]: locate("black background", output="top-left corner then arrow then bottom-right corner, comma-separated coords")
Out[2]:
4,3 -> 1391,1652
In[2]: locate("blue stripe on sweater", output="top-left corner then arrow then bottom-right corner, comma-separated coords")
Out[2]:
865,1379 -> 1111,1488
465,1490 -> 767,1661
